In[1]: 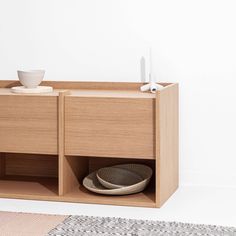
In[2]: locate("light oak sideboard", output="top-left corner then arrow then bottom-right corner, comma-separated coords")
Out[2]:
0,80 -> 178,208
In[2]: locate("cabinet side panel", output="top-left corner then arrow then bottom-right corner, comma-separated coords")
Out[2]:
65,97 -> 155,159
58,92 -> 66,195
156,84 -> 179,207
62,156 -> 88,194
0,96 -> 58,154
58,91 -> 89,195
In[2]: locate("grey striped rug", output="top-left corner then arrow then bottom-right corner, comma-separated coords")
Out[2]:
48,215 -> 236,236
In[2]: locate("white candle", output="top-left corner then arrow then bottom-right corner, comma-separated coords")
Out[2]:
149,47 -> 153,83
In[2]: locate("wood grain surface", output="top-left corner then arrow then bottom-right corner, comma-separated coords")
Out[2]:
0,95 -> 58,154
156,84 -> 179,207
65,97 -> 155,159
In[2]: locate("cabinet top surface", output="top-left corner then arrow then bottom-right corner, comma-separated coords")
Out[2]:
0,88 -> 156,98
69,89 -> 156,98
0,81 -> 177,98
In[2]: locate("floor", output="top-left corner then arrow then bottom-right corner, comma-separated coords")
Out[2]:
0,186 -> 235,228
0,211 -> 66,236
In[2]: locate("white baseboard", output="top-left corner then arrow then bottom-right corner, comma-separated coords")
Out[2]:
180,170 -> 236,188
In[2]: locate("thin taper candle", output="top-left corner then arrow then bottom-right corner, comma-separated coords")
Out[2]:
149,47 -> 152,82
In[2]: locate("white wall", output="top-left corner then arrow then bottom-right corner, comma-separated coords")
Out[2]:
0,0 -> 236,188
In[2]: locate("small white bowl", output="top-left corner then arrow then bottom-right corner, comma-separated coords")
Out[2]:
17,70 -> 45,88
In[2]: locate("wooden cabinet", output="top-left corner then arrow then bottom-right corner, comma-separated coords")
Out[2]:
0,81 -> 178,208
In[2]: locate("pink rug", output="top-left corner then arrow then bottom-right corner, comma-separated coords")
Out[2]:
0,211 -> 67,236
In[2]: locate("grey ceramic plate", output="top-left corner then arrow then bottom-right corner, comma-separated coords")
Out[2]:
83,164 -> 153,195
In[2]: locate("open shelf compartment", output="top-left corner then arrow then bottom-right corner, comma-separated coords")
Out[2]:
61,156 -> 156,208
0,153 -> 58,198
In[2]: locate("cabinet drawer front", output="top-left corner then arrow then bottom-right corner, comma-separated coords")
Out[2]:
65,97 -> 155,159
0,96 -> 58,154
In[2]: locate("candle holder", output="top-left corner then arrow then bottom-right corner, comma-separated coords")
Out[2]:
140,81 -> 164,93
140,72 -> 164,93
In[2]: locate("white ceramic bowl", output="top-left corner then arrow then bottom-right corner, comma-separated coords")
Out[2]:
17,70 -> 45,88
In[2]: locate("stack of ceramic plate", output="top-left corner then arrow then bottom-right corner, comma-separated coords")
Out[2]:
83,164 -> 153,195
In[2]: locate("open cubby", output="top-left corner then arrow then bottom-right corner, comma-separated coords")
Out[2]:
62,156 -> 156,208
0,153 -> 58,197
0,80 -> 178,208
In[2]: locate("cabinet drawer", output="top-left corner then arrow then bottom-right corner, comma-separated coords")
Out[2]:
65,97 -> 155,159
0,95 -> 58,154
